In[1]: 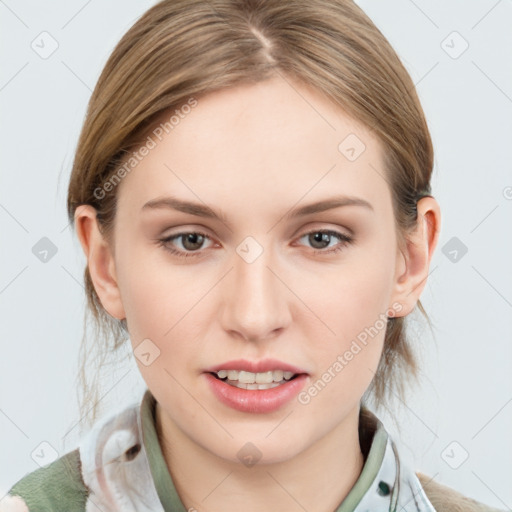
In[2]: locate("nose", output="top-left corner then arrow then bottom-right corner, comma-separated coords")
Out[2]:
220,241 -> 291,343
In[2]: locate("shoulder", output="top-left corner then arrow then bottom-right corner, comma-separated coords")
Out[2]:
1,449 -> 88,512
1,394 -> 157,512
416,471 -> 508,512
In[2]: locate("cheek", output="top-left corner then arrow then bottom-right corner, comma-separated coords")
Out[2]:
302,290 -> 388,410
115,245 -> 210,372
300,238 -> 395,389
115,242 -> 191,335
310,250 -> 395,340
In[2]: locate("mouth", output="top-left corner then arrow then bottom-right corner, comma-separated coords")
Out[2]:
203,358 -> 310,413
209,369 -> 299,390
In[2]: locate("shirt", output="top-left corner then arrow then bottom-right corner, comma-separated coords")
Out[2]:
1,388 -> 500,512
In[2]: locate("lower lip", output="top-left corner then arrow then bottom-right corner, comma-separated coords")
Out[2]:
204,373 -> 309,413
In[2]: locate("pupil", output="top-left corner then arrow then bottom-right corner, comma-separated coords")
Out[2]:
311,232 -> 329,249
183,233 -> 203,250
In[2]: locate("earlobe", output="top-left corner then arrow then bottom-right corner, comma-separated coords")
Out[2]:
390,197 -> 441,317
74,205 -> 126,321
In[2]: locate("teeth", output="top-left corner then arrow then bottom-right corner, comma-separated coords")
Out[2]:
273,370 -> 284,381
255,371 -> 274,384
233,381 -> 282,390
238,370 -> 256,384
214,369 -> 297,384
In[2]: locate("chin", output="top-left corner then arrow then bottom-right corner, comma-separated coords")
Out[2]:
205,429 -> 311,467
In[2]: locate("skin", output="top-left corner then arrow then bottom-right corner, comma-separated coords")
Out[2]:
75,74 -> 440,512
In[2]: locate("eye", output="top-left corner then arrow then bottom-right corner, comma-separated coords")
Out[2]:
157,231 -> 213,258
157,228 -> 353,259
296,229 -> 353,255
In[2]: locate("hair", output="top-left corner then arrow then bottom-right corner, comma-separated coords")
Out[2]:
66,0 -> 435,429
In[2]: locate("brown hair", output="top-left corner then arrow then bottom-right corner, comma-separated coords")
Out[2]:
67,0 -> 434,429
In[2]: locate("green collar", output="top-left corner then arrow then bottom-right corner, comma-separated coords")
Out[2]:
141,389 -> 188,512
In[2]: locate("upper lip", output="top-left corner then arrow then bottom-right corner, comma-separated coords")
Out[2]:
204,358 -> 309,375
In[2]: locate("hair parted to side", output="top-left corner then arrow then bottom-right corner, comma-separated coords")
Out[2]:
67,0 -> 435,429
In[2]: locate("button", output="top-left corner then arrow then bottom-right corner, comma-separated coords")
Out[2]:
377,480 -> 391,496
124,443 -> 141,461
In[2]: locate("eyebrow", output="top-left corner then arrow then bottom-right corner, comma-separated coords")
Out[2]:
141,194 -> 374,226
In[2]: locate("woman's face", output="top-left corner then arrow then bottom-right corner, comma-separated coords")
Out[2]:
108,75 -> 411,463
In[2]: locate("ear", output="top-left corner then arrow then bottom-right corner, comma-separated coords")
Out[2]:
390,196 -> 441,317
74,205 -> 126,321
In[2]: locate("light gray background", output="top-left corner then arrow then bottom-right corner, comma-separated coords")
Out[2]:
1,0 -> 511,508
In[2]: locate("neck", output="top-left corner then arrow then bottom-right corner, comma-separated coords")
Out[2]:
156,404 -> 365,512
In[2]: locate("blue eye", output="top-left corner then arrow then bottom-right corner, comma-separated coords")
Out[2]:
157,229 -> 353,259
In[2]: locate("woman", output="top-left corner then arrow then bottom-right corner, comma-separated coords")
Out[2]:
3,0 -> 505,510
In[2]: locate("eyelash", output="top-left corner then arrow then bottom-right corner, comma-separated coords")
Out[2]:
157,229 -> 354,259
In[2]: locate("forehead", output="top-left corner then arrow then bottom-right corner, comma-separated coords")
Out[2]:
116,75 -> 389,220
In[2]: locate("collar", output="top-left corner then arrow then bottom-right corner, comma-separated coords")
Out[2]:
79,388 -> 435,512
